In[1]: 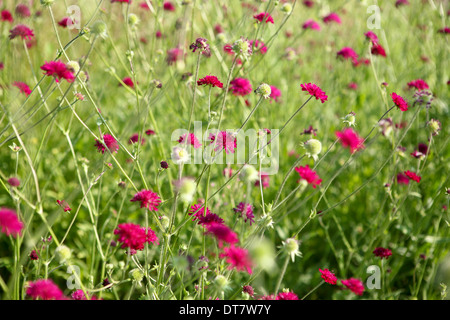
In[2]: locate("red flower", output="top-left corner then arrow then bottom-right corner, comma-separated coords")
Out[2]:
229,78 -> 252,96
364,31 -> 379,44
302,19 -> 321,30
128,133 -> 145,145
337,47 -> 359,64
1,10 -> 14,23
300,83 -> 328,103
15,4 -> 31,18
336,128 -> 365,153
26,279 -> 66,300
166,47 -> 183,65
58,17 -> 75,28
390,92 -> 409,111
40,61 -> 75,83
233,202 -> 255,225
120,77 -> 134,88
220,245 -> 253,274
95,134 -> 119,154
249,39 -> 268,54
371,43 -> 386,57
295,165 -> 322,188
397,172 -> 410,185
205,222 -> 239,245
197,75 -> 223,88
209,131 -> 237,154
253,12 -> 274,24
395,0 -> 410,7
56,200 -> 72,212
111,0 -> 132,3
0,207 -> 24,238
438,27 -> 450,34
276,291 -> 299,300
8,177 -> 21,187
114,223 -> 158,251
373,247 -> 392,259
130,190 -> 161,211
255,172 -> 270,189
13,81 -> 32,96
163,1 -> 176,11
319,268 -> 337,285
269,85 -> 281,102
407,79 -> 429,91
323,12 -> 341,24
404,170 -> 421,183
178,132 -> 202,149
9,24 -> 34,40
145,129 -> 155,135
139,2 -> 151,10
341,278 -> 364,296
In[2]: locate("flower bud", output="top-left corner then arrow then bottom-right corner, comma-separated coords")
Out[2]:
232,38 -> 252,60
239,164 -> 259,184
55,245 -> 72,263
91,20 -> 107,38
214,275 -> 228,290
174,177 -> 196,203
66,61 -> 80,75
281,3 -> 292,14
129,268 -> 144,282
428,119 -> 441,136
282,238 -> 302,262
159,215 -> 170,230
255,83 -> 271,99
342,111 -> 356,127
128,13 -> 140,27
301,139 -> 322,161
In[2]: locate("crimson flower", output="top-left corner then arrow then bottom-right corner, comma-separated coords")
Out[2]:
1,10 -> 14,23
0,207 -> 24,238
197,75 -> 223,88
320,268 -> 337,285
130,190 -> 161,210
26,279 -> 66,300
323,12 -> 341,24
300,83 -> 328,103
371,43 -> 386,57
13,81 -> 32,96
373,247 -> 392,259
404,170 -> 421,183
95,134 -> 119,154
341,278 -> 364,296
9,24 -> 34,40
220,245 -> 253,274
205,222 -> 238,245
295,165 -> 322,188
336,128 -> 365,153
390,92 -> 409,111
253,12 -> 274,24
407,79 -> 429,91
114,223 -> 158,251
229,78 -> 252,96
40,61 -> 75,83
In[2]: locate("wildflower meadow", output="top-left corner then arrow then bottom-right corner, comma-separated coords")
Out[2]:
0,0 -> 449,303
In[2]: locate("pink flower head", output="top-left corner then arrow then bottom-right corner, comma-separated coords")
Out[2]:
56,200 -> 72,212
0,208 -> 24,238
8,177 -> 21,187
323,12 -> 341,24
26,279 -> 65,300
341,278 -> 364,296
40,61 -> 75,83
29,250 -> 39,260
130,190 -> 161,211
178,132 -> 202,149
371,43 -> 386,57
276,291 -> 299,300
348,82 -> 358,90
166,47 -> 183,65
139,2 -> 151,10
13,81 -> 32,96
404,170 -> 421,183
233,202 -> 255,225
1,10 -> 14,23
190,37 -> 210,56
220,245 -> 253,274
120,77 -> 134,88
15,4 -> 31,18
303,0 -> 315,7
229,78 -> 252,96
319,268 -> 337,285
114,223 -> 159,251
197,75 -> 223,88
269,85 -> 281,102
255,172 -> 270,189
302,19 -> 321,31
58,17 -> 75,28
205,222 -> 239,245
209,131 -> 237,154
337,47 -> 359,64
390,92 -> 409,111
336,128 -> 365,153
71,289 -> 100,300
295,165 -> 322,188
128,133 -> 145,145
253,12 -> 274,24
395,0 -> 410,7
95,134 -> 119,154
111,0 -> 132,3
9,24 -> 34,40
243,285 -> 254,297
373,247 -> 392,259
163,1 -> 175,11
397,172 -> 410,185
188,204 -> 223,227
300,83 -> 328,103
145,129 -> 155,136
249,39 -> 268,54
438,27 -> 450,34
407,79 -> 429,91
364,31 -> 379,44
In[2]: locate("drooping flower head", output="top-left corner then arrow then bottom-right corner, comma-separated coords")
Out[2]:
371,43 -> 386,57
335,128 -> 365,153
341,278 -> 364,296
364,31 -> 379,44
13,81 -> 32,96
220,245 -> 253,274
26,279 -> 65,300
40,61 -> 75,83
302,19 -> 321,30
373,247 -> 392,259
197,75 -> 223,88
128,133 -> 145,145
253,12 -> 274,24
0,208 -> 24,238
295,165 -> 322,188
300,83 -> 328,103
319,268 -> 337,285
323,12 -> 341,24
9,24 -> 34,40
205,222 -> 239,245
390,92 -> 409,111
130,190 -> 161,210
114,223 -> 159,251
95,134 -> 119,154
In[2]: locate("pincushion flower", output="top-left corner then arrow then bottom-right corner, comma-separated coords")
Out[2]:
300,83 -> 328,103
209,131 -> 237,154
337,47 -> 359,64
319,268 -> 337,285
120,77 -> 134,88
9,24 -> 34,40
40,61 -> 75,83
230,78 -> 252,96
276,291 -> 299,300
178,133 -> 202,149
249,40 -> 268,54
188,204 -> 224,227
163,1 -> 175,11
341,278 -> 364,296
58,17 -> 75,28
130,190 -> 161,210
404,170 -> 421,183
231,37 -> 253,60
397,172 -> 410,185
371,43 -> 386,57
390,92 -> 409,111
407,79 -> 429,91
8,177 -> 21,187
364,31 -> 379,44
166,47 -> 183,65
114,223 -> 159,251
128,133 -> 145,145
1,10 -> 14,23
205,222 -> 239,245
253,12 -> 274,24
323,12 -> 341,24
269,85 -> 281,102
71,289 -> 100,300
233,202 -> 255,225
189,37 -> 210,56
15,4 -> 31,18
336,128 -> 365,153
13,81 -> 32,96
220,245 -> 253,274
26,279 -> 65,300
95,134 -> 119,154
197,75 -> 223,88
295,165 -> 322,188
373,247 -> 392,259
302,19 -> 321,30
438,27 -> 450,34
0,207 -> 24,238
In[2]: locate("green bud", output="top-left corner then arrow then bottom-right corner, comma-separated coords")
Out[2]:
129,268 -> 144,282
255,83 -> 272,99
40,0 -> 55,6
214,275 -> 228,290
302,139 -> 322,161
91,21 -> 107,38
55,245 -> 72,263
66,61 -> 80,75
239,164 -> 259,184
281,3 -> 292,14
128,13 -> 140,26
